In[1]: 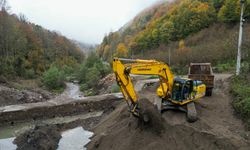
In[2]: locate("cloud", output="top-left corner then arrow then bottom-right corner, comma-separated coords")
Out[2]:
8,0 -> 159,44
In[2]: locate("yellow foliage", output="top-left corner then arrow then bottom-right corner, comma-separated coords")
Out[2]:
178,39 -> 185,50
178,39 -> 191,54
116,43 -> 128,58
191,2 -> 209,13
104,45 -> 111,59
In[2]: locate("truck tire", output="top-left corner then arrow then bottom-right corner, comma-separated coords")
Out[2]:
205,88 -> 213,96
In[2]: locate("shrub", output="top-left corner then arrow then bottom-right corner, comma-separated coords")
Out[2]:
231,74 -> 250,128
214,62 -> 235,73
234,97 -> 250,118
85,65 -> 101,88
80,83 -> 88,91
42,66 -> 65,91
218,0 -> 240,23
62,65 -> 75,76
78,63 -> 88,83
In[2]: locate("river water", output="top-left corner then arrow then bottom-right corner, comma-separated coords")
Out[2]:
0,82 -> 95,150
57,127 -> 93,150
62,82 -> 84,99
0,138 -> 16,150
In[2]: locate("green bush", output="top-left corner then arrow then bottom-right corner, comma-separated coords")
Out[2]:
214,62 -> 235,73
78,64 -> 88,83
80,83 -> 88,91
231,74 -> 250,128
83,89 -> 97,96
42,66 -> 65,91
234,97 -> 250,118
62,65 -> 74,76
86,65 -> 101,87
77,52 -> 111,95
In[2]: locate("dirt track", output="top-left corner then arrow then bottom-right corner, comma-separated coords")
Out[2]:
87,74 -> 250,150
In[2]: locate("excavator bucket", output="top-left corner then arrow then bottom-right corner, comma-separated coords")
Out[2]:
137,98 -> 165,134
138,98 -> 161,122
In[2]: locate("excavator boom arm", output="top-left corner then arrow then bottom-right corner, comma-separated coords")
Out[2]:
113,58 -> 174,107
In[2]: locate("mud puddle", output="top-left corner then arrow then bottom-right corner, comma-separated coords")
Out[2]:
58,127 -> 93,150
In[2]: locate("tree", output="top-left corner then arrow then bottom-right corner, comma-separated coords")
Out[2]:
86,65 -> 101,87
0,7 -> 85,78
0,0 -> 10,11
103,45 -> 111,60
116,43 -> 128,58
42,66 -> 65,90
211,0 -> 225,11
218,0 -> 240,23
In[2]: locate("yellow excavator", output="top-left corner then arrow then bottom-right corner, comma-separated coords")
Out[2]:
113,58 -> 206,122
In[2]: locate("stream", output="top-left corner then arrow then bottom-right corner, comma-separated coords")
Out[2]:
0,82 -> 95,150
61,82 -> 84,99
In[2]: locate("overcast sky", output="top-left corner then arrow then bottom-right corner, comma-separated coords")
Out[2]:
8,0 -> 160,44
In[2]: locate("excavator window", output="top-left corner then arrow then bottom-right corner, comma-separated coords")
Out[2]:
171,79 -> 194,102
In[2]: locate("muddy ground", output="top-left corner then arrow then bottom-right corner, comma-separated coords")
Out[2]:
2,74 -> 250,150
0,84 -> 54,107
86,74 -> 250,150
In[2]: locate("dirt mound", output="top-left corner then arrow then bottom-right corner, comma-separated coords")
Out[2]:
14,125 -> 61,150
96,74 -> 116,94
0,85 -> 53,106
87,100 -> 249,150
137,98 -> 165,134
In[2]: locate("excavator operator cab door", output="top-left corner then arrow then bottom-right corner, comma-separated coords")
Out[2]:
171,78 -> 194,103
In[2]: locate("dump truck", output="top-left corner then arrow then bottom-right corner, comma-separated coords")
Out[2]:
188,63 -> 214,96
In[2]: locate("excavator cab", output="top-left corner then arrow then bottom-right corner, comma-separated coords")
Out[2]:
169,78 -> 205,104
171,78 -> 193,102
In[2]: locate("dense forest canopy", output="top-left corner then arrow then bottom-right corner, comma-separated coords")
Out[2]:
98,0 -> 250,67
0,0 -> 85,78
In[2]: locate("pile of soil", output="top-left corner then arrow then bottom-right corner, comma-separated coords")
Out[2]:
0,85 -> 53,106
96,74 -> 116,95
14,125 -> 61,150
87,100 -> 249,150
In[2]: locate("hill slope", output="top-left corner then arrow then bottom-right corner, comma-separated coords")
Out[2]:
0,8 -> 85,78
97,0 -> 250,68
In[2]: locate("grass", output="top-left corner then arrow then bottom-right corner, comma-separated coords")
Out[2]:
230,74 -> 250,129
214,62 -> 235,73
8,79 -> 41,90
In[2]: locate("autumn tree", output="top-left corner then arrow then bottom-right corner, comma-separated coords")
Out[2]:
218,0 -> 240,23
0,6 -> 85,77
116,43 -> 128,58
103,45 -> 111,60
